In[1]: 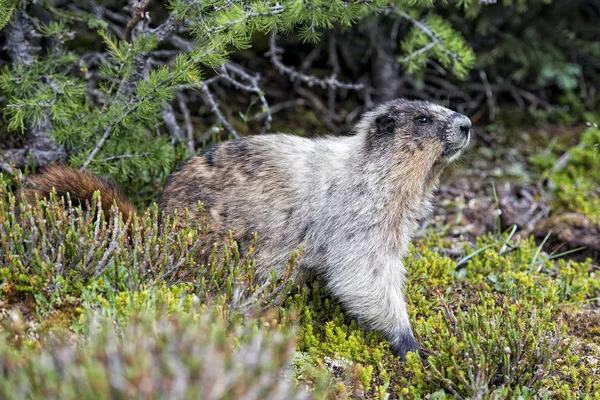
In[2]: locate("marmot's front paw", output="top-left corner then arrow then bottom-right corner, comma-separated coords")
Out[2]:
390,332 -> 420,361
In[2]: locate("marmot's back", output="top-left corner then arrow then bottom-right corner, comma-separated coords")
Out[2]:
160,134 -> 327,276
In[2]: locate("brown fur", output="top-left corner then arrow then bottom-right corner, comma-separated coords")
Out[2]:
19,164 -> 137,223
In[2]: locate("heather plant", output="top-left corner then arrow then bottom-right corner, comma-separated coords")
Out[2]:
0,175 -> 300,321
407,294 -> 567,399
284,231 -> 599,398
0,180 -> 599,398
0,306 -> 320,400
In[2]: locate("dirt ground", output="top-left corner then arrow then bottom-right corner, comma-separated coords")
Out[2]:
421,122 -> 600,264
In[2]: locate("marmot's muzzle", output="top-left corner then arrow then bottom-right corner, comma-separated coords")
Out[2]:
443,113 -> 472,160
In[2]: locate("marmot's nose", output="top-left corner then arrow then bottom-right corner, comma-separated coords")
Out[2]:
450,113 -> 471,137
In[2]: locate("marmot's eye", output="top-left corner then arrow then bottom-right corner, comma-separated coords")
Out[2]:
416,115 -> 432,124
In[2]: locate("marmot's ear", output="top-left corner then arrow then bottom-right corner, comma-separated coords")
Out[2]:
375,114 -> 396,136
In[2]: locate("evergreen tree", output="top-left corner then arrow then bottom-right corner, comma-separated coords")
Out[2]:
0,0 -> 475,198
0,0 -> 596,196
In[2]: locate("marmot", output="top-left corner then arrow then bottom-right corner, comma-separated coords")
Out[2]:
20,98 -> 471,360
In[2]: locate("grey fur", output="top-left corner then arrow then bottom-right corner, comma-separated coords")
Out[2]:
160,98 -> 471,360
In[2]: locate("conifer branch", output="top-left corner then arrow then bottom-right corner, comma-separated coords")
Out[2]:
1,10 -> 66,171
101,153 -> 152,162
394,9 -> 462,63
267,34 -> 364,91
177,93 -> 195,154
81,102 -> 139,171
146,14 -> 181,43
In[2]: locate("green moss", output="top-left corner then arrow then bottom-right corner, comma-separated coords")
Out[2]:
288,230 -> 599,397
550,344 -> 600,399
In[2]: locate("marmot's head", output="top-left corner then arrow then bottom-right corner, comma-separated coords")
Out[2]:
358,99 -> 471,163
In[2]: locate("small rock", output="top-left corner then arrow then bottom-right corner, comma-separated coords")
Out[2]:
324,356 -> 352,379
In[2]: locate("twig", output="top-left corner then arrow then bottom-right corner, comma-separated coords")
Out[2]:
296,87 -> 342,134
522,204 -> 550,237
125,0 -> 150,41
101,152 -> 152,162
201,84 -> 240,139
391,6 -> 462,64
479,69 -> 496,120
177,93 -> 195,154
267,34 -> 364,91
299,44 -> 323,73
255,99 -> 307,120
162,104 -> 185,144
400,42 -> 436,63
81,102 -> 138,170
81,125 -> 112,171
327,33 -> 340,118
219,63 -> 272,134
145,14 -> 181,43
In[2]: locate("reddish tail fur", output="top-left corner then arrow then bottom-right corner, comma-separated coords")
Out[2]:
19,165 -> 137,223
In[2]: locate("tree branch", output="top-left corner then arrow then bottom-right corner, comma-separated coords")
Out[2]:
201,84 -> 240,139
2,11 -> 66,171
146,14 -> 181,43
162,104 -> 185,144
267,34 -> 364,91
177,93 -> 195,154
220,63 -> 272,134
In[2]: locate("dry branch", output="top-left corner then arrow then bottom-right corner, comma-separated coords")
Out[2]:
125,0 -> 150,41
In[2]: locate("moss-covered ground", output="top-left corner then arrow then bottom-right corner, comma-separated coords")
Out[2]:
0,118 -> 599,399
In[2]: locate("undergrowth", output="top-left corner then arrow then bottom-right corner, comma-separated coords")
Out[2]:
288,234 -> 599,399
530,123 -> 600,223
0,175 -> 599,399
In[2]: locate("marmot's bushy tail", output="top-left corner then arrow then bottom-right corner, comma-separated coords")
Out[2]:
19,165 -> 137,223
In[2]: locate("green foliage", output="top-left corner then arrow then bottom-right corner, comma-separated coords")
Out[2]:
538,62 -> 582,91
289,231 -> 598,397
0,0 -> 14,30
437,0 -> 600,119
410,295 -> 566,398
0,49 -> 83,133
0,177 -> 300,321
401,13 -> 475,79
0,0 -> 478,195
0,306 -> 315,399
2,3 -> 599,397
551,344 -> 600,399
0,181 -> 598,398
530,124 -> 600,222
